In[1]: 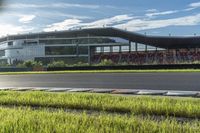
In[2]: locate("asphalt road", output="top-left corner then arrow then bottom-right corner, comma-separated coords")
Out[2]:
0,73 -> 200,91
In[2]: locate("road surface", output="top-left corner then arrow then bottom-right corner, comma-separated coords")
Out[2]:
0,73 -> 200,91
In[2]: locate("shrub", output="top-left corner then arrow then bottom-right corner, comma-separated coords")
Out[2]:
16,63 -> 26,68
47,61 -> 66,68
98,59 -> 114,66
70,62 -> 89,67
23,60 -> 43,68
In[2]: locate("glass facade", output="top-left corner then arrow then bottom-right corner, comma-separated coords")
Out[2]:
8,41 -> 13,46
45,46 -> 77,55
78,46 -> 88,55
40,39 -> 73,45
39,38 -> 116,45
0,50 -> 5,57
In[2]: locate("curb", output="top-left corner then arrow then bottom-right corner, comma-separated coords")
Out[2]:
0,87 -> 200,98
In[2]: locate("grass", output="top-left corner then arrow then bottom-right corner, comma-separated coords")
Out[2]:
0,107 -> 199,133
1,69 -> 200,75
0,91 -> 199,132
0,91 -> 199,118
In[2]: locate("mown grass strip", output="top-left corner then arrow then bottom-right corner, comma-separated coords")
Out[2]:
0,107 -> 199,133
1,69 -> 200,75
0,91 -> 199,118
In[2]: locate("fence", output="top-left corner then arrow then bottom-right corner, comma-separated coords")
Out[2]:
47,64 -> 200,71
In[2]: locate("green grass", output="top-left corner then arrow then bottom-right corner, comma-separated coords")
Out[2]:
0,91 -> 199,132
1,69 -> 200,75
0,107 -> 199,133
0,91 -> 199,118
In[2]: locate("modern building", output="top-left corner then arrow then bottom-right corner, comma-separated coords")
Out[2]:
0,27 -> 200,65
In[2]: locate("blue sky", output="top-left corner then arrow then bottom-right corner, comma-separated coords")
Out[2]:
1,0 -> 200,36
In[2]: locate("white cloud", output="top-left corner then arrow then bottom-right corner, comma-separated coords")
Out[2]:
146,9 -> 158,13
80,14 -> 134,28
146,10 -> 178,17
189,2 -> 200,8
37,11 -> 91,19
7,3 -> 99,9
8,11 -> 200,36
43,15 -> 134,31
183,7 -> 196,11
50,3 -> 99,9
18,15 -> 36,23
184,2 -> 200,11
44,19 -> 82,32
45,12 -> 200,33
0,24 -> 34,37
44,13 -> 200,32
114,13 -> 200,31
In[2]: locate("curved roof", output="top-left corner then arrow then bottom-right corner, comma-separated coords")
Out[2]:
1,27 -> 200,49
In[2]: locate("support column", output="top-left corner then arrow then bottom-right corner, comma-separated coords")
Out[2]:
135,42 -> 138,52
163,51 -> 166,64
145,45 -> 148,52
173,49 -> 177,64
88,46 -> 91,65
129,40 -> 131,52
145,45 -> 148,63
100,47 -> 104,53
119,45 -> 122,53
110,46 -> 113,53
155,47 -> 158,63
76,44 -> 79,56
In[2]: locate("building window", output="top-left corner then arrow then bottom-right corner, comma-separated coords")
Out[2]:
45,46 -> 77,55
0,50 -> 5,57
78,46 -> 88,55
8,41 -> 13,46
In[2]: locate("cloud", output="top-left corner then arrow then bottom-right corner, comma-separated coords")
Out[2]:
146,9 -> 158,13
45,12 -> 200,33
7,11 -> 200,36
183,8 -> 196,11
7,3 -> 100,9
184,2 -> 200,11
146,10 -> 178,17
37,11 -> 91,19
189,2 -> 200,8
44,19 -> 82,32
43,14 -> 134,31
114,13 -> 200,31
44,13 -> 200,32
80,14 -> 134,28
0,24 -> 34,36
18,15 -> 36,23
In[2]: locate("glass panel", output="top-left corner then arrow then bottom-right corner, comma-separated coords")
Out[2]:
40,39 -> 73,44
45,46 -> 76,55
0,50 -> 5,57
78,46 -> 88,55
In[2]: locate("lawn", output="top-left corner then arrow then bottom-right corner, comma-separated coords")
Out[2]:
0,91 -> 199,118
0,107 -> 199,133
0,91 -> 199,132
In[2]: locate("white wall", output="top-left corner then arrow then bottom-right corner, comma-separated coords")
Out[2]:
3,40 -> 45,64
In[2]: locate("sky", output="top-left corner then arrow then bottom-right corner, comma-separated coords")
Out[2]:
0,0 -> 200,37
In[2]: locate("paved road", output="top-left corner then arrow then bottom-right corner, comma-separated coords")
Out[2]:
0,73 -> 200,91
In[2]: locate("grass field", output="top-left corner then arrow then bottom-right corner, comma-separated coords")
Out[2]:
0,91 -> 199,118
0,91 -> 199,132
0,107 -> 199,133
1,69 -> 200,75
